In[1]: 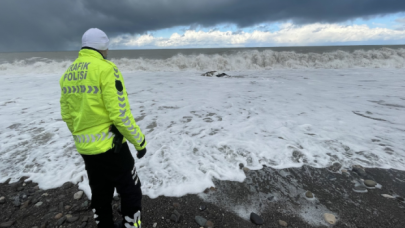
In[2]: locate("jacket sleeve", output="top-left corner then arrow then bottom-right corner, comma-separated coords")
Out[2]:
100,65 -> 147,151
60,80 -> 74,133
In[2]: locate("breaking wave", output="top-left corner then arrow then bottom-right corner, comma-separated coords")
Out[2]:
1,48 -> 405,75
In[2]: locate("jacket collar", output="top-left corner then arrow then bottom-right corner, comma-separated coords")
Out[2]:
79,47 -> 106,60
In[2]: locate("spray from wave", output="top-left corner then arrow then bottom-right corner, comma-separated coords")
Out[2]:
1,48 -> 405,75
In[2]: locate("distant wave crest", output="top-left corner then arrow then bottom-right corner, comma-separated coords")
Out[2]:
2,48 -> 405,75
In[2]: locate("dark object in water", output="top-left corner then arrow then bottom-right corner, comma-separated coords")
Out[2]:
216,73 -> 228,77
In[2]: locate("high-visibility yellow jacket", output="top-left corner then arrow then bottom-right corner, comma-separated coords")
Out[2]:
59,48 -> 146,155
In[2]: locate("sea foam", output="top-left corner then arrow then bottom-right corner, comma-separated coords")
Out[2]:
1,48 -> 405,76
0,54 -> 404,199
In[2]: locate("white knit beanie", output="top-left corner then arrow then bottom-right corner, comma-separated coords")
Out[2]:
82,28 -> 109,50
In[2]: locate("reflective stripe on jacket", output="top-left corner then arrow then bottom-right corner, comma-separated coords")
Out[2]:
59,48 -> 146,155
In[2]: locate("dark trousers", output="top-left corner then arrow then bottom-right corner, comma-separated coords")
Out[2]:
82,143 -> 142,228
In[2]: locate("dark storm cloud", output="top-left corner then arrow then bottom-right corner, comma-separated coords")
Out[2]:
1,0 -> 405,52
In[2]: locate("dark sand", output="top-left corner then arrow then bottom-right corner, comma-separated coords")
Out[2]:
1,165 -> 405,228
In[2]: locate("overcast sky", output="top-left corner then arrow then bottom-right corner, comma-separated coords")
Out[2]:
1,0 -> 405,52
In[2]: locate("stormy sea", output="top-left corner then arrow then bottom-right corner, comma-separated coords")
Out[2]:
0,45 -> 404,227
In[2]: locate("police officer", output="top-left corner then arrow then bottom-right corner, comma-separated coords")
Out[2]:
59,28 -> 146,228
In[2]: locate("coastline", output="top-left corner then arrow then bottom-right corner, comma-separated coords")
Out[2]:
1,165 -> 405,227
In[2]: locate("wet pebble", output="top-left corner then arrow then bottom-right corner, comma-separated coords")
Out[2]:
352,166 -> 367,178
199,205 -> 207,211
364,180 -> 377,187
243,167 -> 250,173
0,196 -> 5,204
305,191 -> 314,198
12,196 -> 20,207
381,194 -> 395,199
170,210 -> 182,223
173,202 -> 180,209
250,212 -> 263,225
54,213 -> 63,220
195,216 -> 207,226
74,191 -> 84,200
324,213 -> 336,225
81,200 -> 89,208
79,222 -> 87,228
239,163 -> 244,169
153,222 -> 157,227
353,185 -> 368,193
328,162 -> 342,172
35,202 -> 43,207
31,196 -> 40,204
40,222 -> 48,228
56,216 -> 66,226
205,220 -> 214,228
62,182 -> 74,189
20,200 -> 30,209
169,214 -> 177,223
278,220 -> 288,227
67,215 -> 79,223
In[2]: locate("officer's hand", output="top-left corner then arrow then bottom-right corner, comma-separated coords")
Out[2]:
137,148 -> 147,159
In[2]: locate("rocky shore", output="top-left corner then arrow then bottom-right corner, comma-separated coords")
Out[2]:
1,164 -> 405,228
